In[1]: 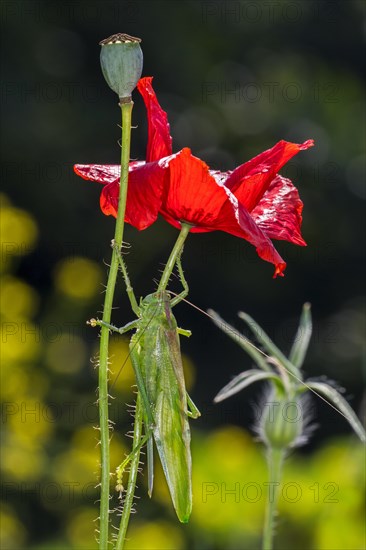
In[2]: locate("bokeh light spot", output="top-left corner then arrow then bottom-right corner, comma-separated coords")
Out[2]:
0,276 -> 39,320
0,504 -> 27,549
1,322 -> 40,362
0,201 -> 38,263
2,441 -> 47,481
125,520 -> 185,550
66,507 -> 97,549
54,257 -> 103,300
46,334 -> 87,373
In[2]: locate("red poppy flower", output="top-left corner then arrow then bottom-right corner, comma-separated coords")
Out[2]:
75,77 -> 313,277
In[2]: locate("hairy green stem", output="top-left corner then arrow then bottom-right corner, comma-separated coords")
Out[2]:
262,448 -> 285,550
115,393 -> 143,550
157,222 -> 192,292
98,100 -> 133,549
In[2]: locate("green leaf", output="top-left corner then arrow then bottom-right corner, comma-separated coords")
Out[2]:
238,311 -> 301,380
207,309 -> 270,372
307,381 -> 366,443
289,303 -> 312,369
214,369 -> 282,403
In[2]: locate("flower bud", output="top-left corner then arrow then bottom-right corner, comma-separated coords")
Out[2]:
99,33 -> 143,101
259,391 -> 303,449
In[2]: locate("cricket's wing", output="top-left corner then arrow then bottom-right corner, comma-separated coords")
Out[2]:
152,326 -> 192,523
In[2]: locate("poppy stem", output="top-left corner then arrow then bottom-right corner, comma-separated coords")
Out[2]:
98,100 -> 134,549
158,222 -> 192,293
262,447 -> 285,550
115,392 -> 143,550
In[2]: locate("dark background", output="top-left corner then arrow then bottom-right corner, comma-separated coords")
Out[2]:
1,1 -> 365,549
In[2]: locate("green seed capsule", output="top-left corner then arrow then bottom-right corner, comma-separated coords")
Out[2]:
261,392 -> 303,449
99,33 -> 143,101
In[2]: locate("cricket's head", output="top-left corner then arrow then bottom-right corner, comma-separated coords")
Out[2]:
139,291 -> 177,331
140,291 -> 171,312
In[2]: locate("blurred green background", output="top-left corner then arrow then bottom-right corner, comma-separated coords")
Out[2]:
1,0 -> 365,548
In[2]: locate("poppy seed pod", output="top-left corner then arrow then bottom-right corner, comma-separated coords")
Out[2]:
99,33 -> 143,101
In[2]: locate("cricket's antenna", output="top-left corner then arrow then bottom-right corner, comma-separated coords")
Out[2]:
170,292 -> 359,425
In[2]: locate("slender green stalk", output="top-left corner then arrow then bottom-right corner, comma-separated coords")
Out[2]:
98,100 -> 134,549
115,393 -> 143,550
158,222 -> 192,292
262,448 -> 285,550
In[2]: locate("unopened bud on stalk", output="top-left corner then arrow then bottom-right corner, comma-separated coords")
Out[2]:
99,33 -> 143,102
259,389 -> 304,450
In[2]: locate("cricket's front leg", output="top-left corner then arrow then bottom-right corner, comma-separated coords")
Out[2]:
88,318 -> 139,334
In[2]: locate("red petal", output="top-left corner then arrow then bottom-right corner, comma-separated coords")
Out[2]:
125,161 -> 167,229
158,149 -> 286,277
74,164 -> 121,185
158,148 -> 228,228
225,139 -> 314,211
213,184 -> 287,277
100,180 -> 119,217
89,161 -> 166,230
137,77 -> 173,162
251,175 -> 306,245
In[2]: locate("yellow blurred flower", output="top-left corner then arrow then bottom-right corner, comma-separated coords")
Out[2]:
188,427 -> 266,541
315,513 -> 366,550
125,520 -> 185,550
1,439 -> 48,481
1,321 -> 41,362
0,365 -> 48,401
52,438 -> 99,490
66,507 -> 98,549
0,504 -> 27,549
54,257 -> 103,300
0,200 -> 38,268
7,396 -> 54,445
0,276 -> 39,320
45,333 -> 87,373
